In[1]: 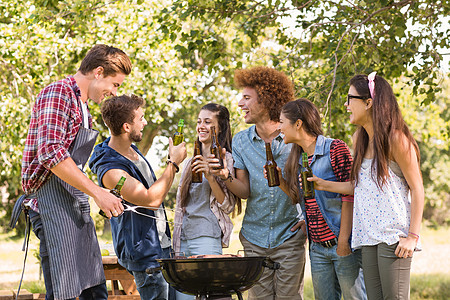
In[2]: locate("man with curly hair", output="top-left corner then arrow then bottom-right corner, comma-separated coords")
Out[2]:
211,66 -> 307,299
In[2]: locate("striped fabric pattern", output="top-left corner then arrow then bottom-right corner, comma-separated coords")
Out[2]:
37,175 -> 105,300
305,140 -> 353,243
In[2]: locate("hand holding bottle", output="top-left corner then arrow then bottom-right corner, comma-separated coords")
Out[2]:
263,165 -> 286,188
209,126 -> 224,170
98,176 -> 126,219
305,174 -> 327,191
208,148 -> 229,179
264,142 -> 280,187
192,154 -> 214,180
168,137 -> 187,167
300,152 -> 314,199
191,140 -> 203,183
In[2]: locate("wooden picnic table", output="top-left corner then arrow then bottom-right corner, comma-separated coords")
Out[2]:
102,256 -> 140,299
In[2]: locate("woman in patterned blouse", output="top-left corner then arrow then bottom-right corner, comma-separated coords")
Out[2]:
309,73 -> 424,300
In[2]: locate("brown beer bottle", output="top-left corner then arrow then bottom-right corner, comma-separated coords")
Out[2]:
210,126 -> 224,170
265,142 -> 280,187
301,152 -> 315,199
192,140 -> 203,183
100,176 -> 126,218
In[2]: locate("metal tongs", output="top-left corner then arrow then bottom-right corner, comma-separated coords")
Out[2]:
113,200 -> 182,224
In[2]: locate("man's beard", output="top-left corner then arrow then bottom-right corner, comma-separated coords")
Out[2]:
130,130 -> 142,142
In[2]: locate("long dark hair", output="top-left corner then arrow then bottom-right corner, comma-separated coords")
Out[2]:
179,103 -> 241,214
282,99 -> 323,204
350,74 -> 420,187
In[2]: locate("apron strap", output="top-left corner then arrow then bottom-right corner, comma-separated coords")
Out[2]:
15,208 -> 31,300
9,194 -> 27,229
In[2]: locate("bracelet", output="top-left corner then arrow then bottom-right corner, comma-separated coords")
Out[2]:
224,172 -> 233,182
166,160 -> 179,173
408,231 -> 419,240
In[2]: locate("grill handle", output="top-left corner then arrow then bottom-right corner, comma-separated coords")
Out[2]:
262,258 -> 280,270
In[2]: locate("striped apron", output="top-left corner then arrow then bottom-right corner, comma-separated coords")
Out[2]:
37,103 -> 104,299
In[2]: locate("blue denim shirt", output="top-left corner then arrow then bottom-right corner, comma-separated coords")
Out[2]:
300,135 -> 344,239
232,125 -> 299,248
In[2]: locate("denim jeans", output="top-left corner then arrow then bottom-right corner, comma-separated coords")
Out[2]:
176,236 -> 223,300
29,210 -> 108,300
131,269 -> 168,300
309,241 -> 367,300
129,247 -> 175,300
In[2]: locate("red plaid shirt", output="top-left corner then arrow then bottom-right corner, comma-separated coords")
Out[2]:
21,76 -> 92,199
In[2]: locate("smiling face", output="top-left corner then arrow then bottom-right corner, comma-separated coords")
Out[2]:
279,112 -> 299,144
345,85 -> 371,126
127,107 -> 147,142
237,87 -> 267,124
89,68 -> 126,104
196,109 -> 219,145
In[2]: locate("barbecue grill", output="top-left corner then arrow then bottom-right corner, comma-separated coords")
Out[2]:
147,254 -> 280,300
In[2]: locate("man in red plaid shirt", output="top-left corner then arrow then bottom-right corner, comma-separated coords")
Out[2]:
19,45 -> 132,300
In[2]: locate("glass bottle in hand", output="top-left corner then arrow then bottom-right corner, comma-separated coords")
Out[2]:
210,126 -> 224,170
172,119 -> 185,146
264,142 -> 280,187
99,176 -> 126,218
192,140 -> 203,183
169,119 -> 184,159
301,152 -> 315,199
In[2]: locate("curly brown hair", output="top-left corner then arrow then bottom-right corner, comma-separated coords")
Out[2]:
234,66 -> 294,122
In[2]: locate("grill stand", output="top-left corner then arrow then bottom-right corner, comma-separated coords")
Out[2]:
195,291 -> 243,300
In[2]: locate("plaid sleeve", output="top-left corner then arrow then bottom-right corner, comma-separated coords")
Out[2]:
330,139 -> 354,202
36,83 -> 73,170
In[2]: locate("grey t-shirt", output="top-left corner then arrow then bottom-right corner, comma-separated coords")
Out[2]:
132,155 -> 171,249
180,177 -> 221,241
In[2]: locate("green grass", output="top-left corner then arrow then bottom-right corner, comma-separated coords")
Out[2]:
4,275 -> 449,299
2,225 -> 449,299
410,274 -> 450,300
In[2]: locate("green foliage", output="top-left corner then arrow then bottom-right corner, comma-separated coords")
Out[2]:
396,77 -> 450,225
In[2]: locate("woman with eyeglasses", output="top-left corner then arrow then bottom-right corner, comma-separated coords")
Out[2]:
309,73 -> 424,299
273,98 -> 366,300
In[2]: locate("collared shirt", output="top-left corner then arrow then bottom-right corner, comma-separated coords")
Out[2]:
21,76 -> 91,200
232,125 -> 299,248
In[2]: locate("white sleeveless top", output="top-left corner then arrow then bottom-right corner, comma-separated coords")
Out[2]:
352,158 -> 420,249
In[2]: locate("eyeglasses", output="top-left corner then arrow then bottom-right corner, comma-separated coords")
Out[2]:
346,94 -> 368,105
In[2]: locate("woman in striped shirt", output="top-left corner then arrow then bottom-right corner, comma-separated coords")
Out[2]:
276,98 -> 366,300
